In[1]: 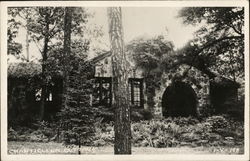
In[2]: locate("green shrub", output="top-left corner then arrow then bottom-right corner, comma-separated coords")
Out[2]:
139,109 -> 153,120
32,120 -> 57,139
198,104 -> 215,117
172,116 -> 199,127
130,116 -> 243,148
29,130 -> 49,142
8,127 -> 18,141
9,115 -> 244,148
8,126 -> 50,142
94,106 -> 114,122
95,106 -> 154,122
205,115 -> 229,132
92,119 -> 114,146
94,106 -> 153,123
131,120 -> 184,148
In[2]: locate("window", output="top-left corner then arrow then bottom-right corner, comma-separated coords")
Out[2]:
93,77 -> 144,108
129,78 -> 144,108
93,77 -> 112,107
35,89 -> 42,101
35,88 -> 53,102
46,92 -> 53,102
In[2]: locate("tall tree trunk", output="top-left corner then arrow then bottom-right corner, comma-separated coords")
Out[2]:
62,7 -> 73,109
39,9 -> 49,121
107,7 -> 131,154
26,21 -> 30,62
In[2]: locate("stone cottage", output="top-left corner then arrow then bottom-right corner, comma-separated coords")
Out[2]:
7,52 -> 241,123
8,62 -> 63,123
91,51 -> 241,118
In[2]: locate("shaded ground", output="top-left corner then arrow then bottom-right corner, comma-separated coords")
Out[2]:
8,141 -> 244,155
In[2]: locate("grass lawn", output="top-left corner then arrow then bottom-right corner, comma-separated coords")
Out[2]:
8,141 -> 244,155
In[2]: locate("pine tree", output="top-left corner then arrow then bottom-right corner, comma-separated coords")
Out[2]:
58,7 -> 96,152
58,55 -> 96,149
107,7 -> 131,154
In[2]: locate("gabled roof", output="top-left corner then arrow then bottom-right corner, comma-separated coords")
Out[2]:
7,51 -> 112,79
89,51 -> 111,64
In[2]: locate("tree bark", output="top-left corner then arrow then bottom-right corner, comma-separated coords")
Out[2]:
39,9 -> 50,121
107,7 -> 131,154
26,24 -> 29,62
62,7 -> 73,109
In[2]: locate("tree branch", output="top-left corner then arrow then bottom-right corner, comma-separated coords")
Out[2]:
176,35 -> 243,79
228,24 -> 243,36
195,35 -> 243,56
31,37 -> 43,54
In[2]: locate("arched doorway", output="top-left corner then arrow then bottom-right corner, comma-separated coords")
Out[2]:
162,81 -> 197,117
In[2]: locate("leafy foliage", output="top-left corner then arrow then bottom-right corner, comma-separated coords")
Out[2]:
126,35 -> 174,73
7,8 -> 23,55
177,7 -> 244,81
25,7 -> 91,46
205,115 -> 229,132
92,118 -> 114,146
8,115 -> 244,148
126,36 -> 174,111
89,115 -> 243,148
8,62 -> 41,78
93,106 -> 153,123
131,108 -> 153,121
7,7 -> 97,58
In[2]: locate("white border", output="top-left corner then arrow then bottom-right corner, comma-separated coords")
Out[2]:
1,1 -> 249,161
0,0 -> 249,7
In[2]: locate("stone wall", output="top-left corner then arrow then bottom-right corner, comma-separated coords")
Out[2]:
95,57 -> 112,77
152,64 -> 210,117
93,54 -> 211,118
